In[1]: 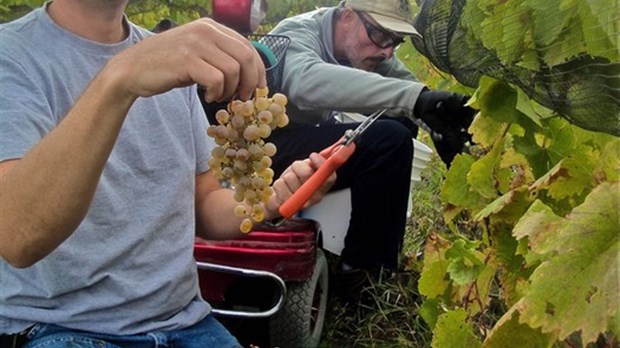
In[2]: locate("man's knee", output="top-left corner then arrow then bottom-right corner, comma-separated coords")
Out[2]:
361,120 -> 414,156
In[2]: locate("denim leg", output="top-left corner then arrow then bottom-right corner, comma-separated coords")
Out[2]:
24,324 -> 125,348
23,314 -> 240,348
170,314 -> 242,348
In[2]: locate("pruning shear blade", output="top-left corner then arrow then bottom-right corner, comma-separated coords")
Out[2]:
342,109 -> 387,145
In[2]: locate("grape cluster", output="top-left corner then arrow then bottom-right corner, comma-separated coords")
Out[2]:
207,87 -> 289,233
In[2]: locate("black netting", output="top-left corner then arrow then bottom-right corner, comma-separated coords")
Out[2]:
248,34 -> 291,93
411,0 -> 620,136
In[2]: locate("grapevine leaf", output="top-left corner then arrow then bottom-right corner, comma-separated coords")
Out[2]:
468,136 -> 506,199
431,309 -> 482,348
420,298 -> 443,330
546,154 -> 595,201
475,190 -> 518,221
476,78 -> 520,124
516,182 -> 619,344
469,112 -> 507,148
515,89 -> 546,124
419,259 -> 450,299
445,239 -> 484,286
441,154 -> 487,211
492,227 -> 532,306
483,307 -> 555,348
577,0 -> 619,61
528,160 -> 567,195
513,200 -> 564,256
500,148 -> 536,189
595,140 -> 620,182
456,258 -> 497,315
423,232 -> 452,267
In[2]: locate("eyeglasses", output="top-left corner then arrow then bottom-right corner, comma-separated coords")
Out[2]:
354,11 -> 405,49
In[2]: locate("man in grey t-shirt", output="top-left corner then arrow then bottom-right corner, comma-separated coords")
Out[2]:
0,0 -> 334,345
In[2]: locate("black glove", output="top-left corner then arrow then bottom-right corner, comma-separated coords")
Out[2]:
413,89 -> 477,167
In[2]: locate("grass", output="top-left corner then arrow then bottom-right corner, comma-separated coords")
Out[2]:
320,139 -> 449,348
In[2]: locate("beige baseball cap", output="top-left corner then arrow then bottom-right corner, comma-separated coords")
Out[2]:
344,0 -> 419,36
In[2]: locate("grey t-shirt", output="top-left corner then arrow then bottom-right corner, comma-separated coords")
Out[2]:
0,6 -> 215,334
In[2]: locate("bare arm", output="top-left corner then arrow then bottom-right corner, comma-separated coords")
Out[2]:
0,18 -> 266,268
195,153 -> 334,240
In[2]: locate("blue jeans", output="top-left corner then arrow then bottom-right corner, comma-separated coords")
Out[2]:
22,314 -> 242,348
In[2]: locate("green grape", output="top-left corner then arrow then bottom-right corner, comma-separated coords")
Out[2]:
240,218 -> 253,233
272,93 -> 288,106
243,125 -> 260,141
211,146 -> 225,159
248,144 -> 263,158
255,86 -> 269,98
234,204 -> 247,217
252,176 -> 266,190
276,113 -> 289,128
205,87 -> 288,233
260,156 -> 272,168
258,110 -> 273,124
236,148 -> 250,161
231,114 -> 245,129
215,109 -> 230,125
258,124 -> 272,138
268,103 -> 284,116
255,97 -> 270,111
263,142 -> 277,157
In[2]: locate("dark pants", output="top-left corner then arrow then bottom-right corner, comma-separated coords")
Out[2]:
268,119 -> 414,269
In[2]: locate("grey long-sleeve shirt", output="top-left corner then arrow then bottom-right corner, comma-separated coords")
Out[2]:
269,7 -> 425,126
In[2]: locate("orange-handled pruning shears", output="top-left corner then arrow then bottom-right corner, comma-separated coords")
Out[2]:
278,109 -> 387,219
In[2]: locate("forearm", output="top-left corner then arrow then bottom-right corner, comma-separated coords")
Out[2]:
0,65 -> 135,268
194,172 -> 259,240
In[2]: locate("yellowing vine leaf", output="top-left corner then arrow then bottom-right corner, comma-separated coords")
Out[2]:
431,309 -> 482,348
483,307 -> 555,348
468,137 -> 506,199
419,259 -> 450,299
441,154 -> 489,218
515,182 -> 619,344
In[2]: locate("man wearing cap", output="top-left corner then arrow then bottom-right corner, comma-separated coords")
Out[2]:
266,0 -> 476,297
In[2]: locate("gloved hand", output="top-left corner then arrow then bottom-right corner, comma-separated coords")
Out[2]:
413,88 -> 477,167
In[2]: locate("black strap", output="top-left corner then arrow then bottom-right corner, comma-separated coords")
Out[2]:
0,331 -> 29,348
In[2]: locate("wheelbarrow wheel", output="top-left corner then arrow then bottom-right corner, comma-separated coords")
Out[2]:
269,249 -> 328,348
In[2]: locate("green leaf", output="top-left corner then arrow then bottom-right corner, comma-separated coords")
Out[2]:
514,89 -> 553,127
470,113 -> 508,149
595,140 -> 620,182
480,189 -> 535,225
420,298 -> 443,330
546,154 -> 596,201
468,136 -> 506,200
483,307 -> 555,348
516,182 -> 620,344
441,154 -> 487,211
492,226 -> 532,306
445,239 -> 484,286
476,78 -> 521,124
419,259 -> 450,299
431,309 -> 482,348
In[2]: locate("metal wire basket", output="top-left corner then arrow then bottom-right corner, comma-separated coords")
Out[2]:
248,34 -> 291,93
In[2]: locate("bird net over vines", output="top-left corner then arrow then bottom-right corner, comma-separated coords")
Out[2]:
411,0 -> 619,136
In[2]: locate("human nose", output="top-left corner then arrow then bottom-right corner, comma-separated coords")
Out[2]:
380,46 -> 395,59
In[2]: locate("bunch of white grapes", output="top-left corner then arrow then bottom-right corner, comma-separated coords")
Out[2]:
207,87 -> 289,233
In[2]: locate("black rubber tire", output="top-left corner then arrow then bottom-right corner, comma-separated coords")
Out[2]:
269,249 -> 329,348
